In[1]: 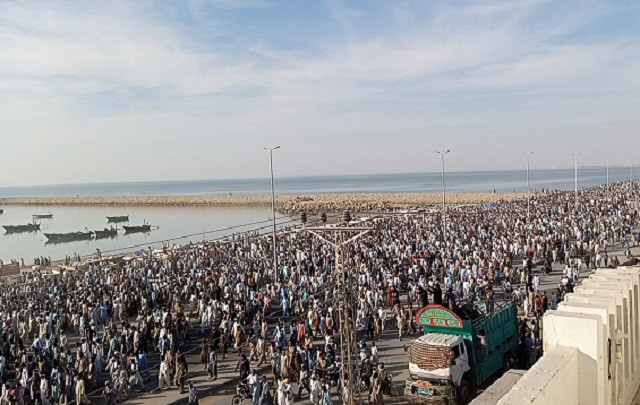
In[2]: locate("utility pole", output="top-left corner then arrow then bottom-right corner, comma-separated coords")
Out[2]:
264,146 -> 280,280
303,220 -> 372,405
437,149 -> 450,253
523,151 -> 534,222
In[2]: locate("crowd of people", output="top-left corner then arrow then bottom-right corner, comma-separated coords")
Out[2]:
0,181 -> 636,404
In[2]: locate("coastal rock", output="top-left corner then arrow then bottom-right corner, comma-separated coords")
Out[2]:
0,193 -> 525,213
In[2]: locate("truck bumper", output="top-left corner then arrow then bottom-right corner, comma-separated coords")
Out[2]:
404,378 -> 452,399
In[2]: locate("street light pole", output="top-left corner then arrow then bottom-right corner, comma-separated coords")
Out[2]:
632,164 -> 639,216
437,149 -> 450,256
572,153 -> 580,208
631,164 -> 635,203
264,146 -> 280,280
523,151 -> 534,222
606,163 -> 610,202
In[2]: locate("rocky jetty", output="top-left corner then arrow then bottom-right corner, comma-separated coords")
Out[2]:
277,193 -> 522,214
0,192 -> 523,213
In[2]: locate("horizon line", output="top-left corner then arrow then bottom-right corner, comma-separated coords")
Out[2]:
0,165 -> 634,189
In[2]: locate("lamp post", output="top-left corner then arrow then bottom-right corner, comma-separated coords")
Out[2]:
523,151 -> 534,222
572,153 -> 581,208
632,164 -> 636,202
632,164 -> 639,215
437,149 -> 450,255
606,163 -> 611,202
263,146 -> 280,280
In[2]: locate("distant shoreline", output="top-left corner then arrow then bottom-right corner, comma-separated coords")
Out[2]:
0,192 -> 523,213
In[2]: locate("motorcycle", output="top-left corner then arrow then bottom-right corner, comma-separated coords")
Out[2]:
231,380 -> 251,405
381,372 -> 393,396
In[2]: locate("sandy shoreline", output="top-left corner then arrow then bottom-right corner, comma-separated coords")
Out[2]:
0,193 -> 524,213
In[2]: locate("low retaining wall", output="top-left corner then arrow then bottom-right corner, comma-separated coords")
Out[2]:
497,346 -> 579,405
491,266 -> 640,405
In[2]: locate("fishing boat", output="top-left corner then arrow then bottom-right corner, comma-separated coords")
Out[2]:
93,227 -> 118,239
44,231 -> 94,243
33,214 -> 54,219
3,223 -> 40,233
107,215 -> 129,223
56,262 -> 90,272
123,224 -> 152,234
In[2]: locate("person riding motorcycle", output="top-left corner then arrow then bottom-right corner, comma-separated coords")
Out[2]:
358,341 -> 369,362
377,362 -> 391,395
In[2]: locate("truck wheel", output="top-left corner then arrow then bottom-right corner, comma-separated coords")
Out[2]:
455,380 -> 470,405
503,352 -> 514,371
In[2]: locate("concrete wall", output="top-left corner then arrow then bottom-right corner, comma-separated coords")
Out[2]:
490,266 -> 640,405
497,347 -> 579,405
544,311 -> 604,403
470,370 -> 525,405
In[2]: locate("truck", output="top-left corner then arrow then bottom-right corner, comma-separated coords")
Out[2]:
404,302 -> 519,404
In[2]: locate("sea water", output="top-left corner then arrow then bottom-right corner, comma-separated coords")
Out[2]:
0,205 -> 289,264
0,167 -> 632,198
0,167 -> 633,263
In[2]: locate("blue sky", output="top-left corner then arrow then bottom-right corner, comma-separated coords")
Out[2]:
0,0 -> 639,186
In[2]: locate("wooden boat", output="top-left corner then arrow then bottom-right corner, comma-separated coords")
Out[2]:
93,227 -> 118,239
58,262 -> 90,271
44,231 -> 94,242
33,214 -> 54,219
123,224 -> 152,234
3,223 -> 40,233
107,215 -> 129,223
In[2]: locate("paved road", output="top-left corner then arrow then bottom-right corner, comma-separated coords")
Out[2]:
89,240 -> 637,405
198,245 -> 639,405
199,327 -> 411,405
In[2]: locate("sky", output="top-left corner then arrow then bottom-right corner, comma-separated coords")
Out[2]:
0,0 -> 639,186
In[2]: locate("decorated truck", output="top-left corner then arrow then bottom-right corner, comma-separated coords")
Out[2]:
404,303 -> 518,404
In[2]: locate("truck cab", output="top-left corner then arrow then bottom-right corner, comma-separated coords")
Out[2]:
404,303 -> 519,403
408,334 -> 470,386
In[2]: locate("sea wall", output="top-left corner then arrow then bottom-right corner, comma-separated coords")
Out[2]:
0,192 -> 522,213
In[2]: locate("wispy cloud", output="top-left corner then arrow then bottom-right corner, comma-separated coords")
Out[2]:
0,0 -> 638,185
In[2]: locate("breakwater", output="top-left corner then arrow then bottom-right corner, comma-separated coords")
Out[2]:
0,192 -> 522,213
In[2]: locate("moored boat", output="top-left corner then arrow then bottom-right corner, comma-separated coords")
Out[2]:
123,224 -> 152,234
57,262 -> 90,271
3,223 -> 40,233
107,215 -> 129,223
33,214 -> 54,219
44,231 -> 94,242
0,209 -> 4,214
93,227 -> 118,239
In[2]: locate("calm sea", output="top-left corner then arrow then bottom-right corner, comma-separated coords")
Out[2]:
0,205 -> 294,264
0,168 -> 633,263
0,167 -> 632,197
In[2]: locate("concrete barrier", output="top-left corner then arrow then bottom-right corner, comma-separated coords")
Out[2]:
492,266 -> 640,405
470,370 -> 525,405
497,346 -> 579,405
